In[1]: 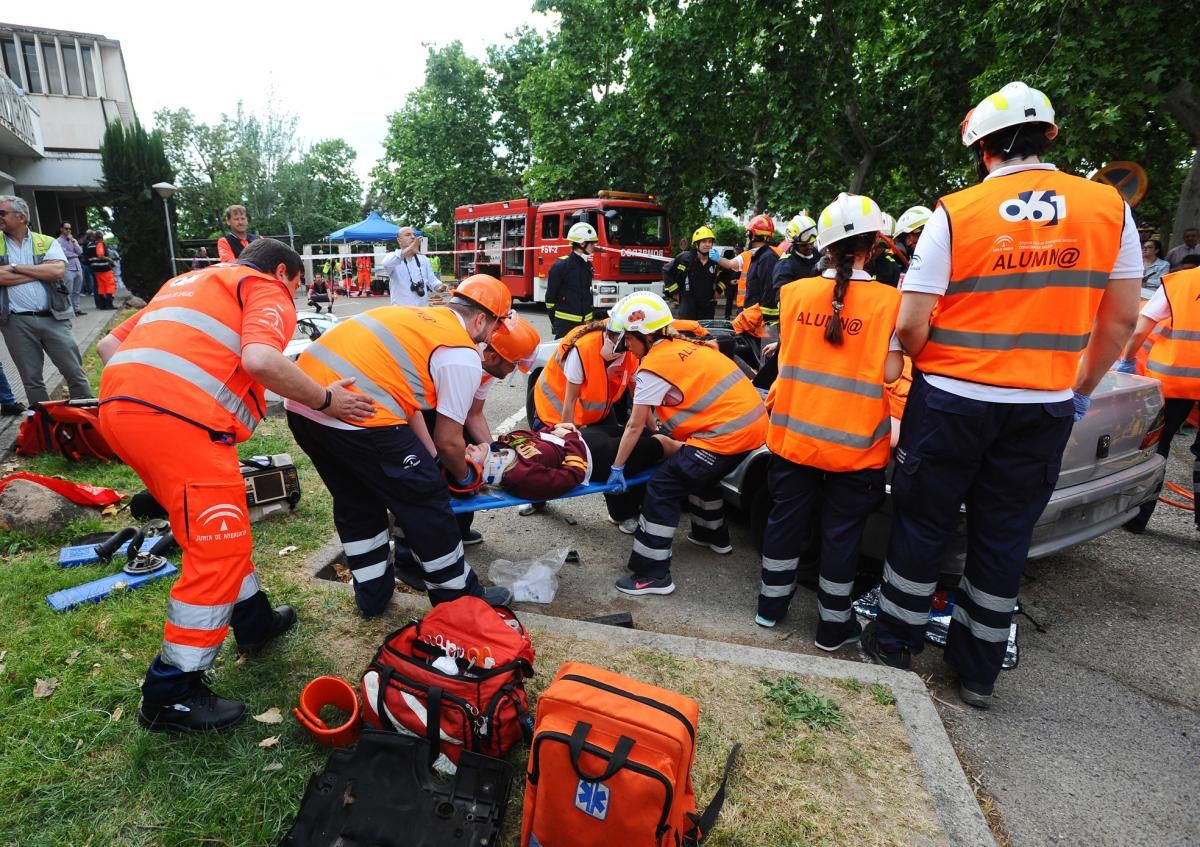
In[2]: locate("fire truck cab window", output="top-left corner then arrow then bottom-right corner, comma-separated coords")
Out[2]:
503,216 -> 526,274
565,210 -> 599,233
540,214 -> 561,240
604,208 -> 669,246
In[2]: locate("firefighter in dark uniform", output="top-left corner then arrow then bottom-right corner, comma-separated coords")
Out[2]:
663,226 -> 738,320
771,214 -> 821,293
546,221 -> 597,338
865,212 -> 905,288
743,215 -> 781,311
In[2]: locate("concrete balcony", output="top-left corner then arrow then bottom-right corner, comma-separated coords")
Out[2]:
0,72 -> 44,158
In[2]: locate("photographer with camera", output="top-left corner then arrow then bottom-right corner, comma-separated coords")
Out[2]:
385,226 -> 438,307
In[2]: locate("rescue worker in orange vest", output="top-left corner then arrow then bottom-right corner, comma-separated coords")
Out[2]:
356,255 -> 372,295
862,82 -> 1142,708
1116,265 -> 1200,534
96,239 -> 376,733
216,205 -> 259,263
605,292 -> 768,595
756,194 -> 903,648
529,317 -> 645,526
287,275 -> 516,616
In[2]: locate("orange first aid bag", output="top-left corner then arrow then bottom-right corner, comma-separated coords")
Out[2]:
521,662 -> 738,847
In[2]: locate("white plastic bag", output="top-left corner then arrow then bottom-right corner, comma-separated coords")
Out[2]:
488,547 -> 570,603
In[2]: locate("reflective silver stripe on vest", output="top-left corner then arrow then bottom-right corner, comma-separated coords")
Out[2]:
537,377 -> 565,415
542,349 -> 609,413
691,403 -> 767,440
661,370 -> 742,436
1146,360 -> 1200,378
779,365 -> 883,399
167,597 -> 235,631
769,411 -> 890,450
108,348 -> 258,432
947,268 -> 1109,295
928,326 -> 1091,353
1158,326 -> 1200,342
304,342 -> 407,421
354,313 -> 429,408
138,307 -> 241,355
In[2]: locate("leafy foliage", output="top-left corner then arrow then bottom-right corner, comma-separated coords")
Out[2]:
763,675 -> 845,732
98,120 -> 176,300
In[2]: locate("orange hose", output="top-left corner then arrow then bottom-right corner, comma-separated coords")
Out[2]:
1165,482 -> 1194,501
1158,496 -> 1195,511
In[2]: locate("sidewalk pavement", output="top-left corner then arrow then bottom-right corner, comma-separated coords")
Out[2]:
0,294 -> 127,456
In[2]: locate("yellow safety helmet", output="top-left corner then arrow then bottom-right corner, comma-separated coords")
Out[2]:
691,225 -> 716,244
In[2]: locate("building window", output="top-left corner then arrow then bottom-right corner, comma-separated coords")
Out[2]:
1,39 -> 19,85
41,42 -> 63,94
20,39 -> 41,93
80,44 -> 97,96
62,43 -> 83,96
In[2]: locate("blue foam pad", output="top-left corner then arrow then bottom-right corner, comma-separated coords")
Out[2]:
450,468 -> 657,514
58,536 -> 161,568
47,563 -> 178,612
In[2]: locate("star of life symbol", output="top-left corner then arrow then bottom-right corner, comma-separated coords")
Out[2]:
197,502 -> 246,533
575,779 -> 611,820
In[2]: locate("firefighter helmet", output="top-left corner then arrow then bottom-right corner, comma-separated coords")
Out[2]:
879,211 -> 896,239
566,222 -> 599,245
785,214 -> 818,245
816,193 -> 885,250
691,225 -> 716,244
490,315 -> 540,371
746,214 -> 775,237
895,205 -> 933,236
453,274 -> 512,318
961,81 -> 1058,146
610,291 -> 673,335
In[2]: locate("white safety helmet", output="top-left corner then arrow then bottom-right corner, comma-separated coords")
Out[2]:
961,81 -> 1058,147
879,211 -> 896,239
895,205 -> 934,236
816,193 -> 885,251
609,291 -> 673,335
785,214 -> 818,245
566,222 -> 599,245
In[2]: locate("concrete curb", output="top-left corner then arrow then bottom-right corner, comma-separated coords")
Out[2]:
308,540 -> 995,846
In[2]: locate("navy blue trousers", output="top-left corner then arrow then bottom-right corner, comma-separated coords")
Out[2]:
1126,397 -> 1200,531
876,373 -> 1074,688
759,456 -> 884,642
288,413 -> 479,614
626,445 -> 747,579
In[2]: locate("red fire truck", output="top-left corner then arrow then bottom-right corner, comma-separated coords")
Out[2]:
451,191 -> 670,312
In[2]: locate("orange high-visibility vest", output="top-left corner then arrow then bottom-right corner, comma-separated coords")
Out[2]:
638,337 -> 767,454
1146,268 -> 1200,399
533,323 -> 636,426
732,303 -> 766,338
99,265 -> 294,442
296,306 -> 477,427
886,356 -> 913,420
735,250 -> 754,307
670,319 -> 710,337
917,169 -> 1125,390
767,276 -> 900,471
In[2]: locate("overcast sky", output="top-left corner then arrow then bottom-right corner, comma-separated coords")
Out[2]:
8,1 -> 553,184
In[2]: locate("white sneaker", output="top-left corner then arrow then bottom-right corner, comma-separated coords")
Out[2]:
686,534 -> 732,555
616,518 -> 638,535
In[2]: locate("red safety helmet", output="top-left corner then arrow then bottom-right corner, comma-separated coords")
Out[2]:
746,214 -> 775,237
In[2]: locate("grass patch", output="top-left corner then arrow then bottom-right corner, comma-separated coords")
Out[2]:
869,684 -> 897,706
763,675 -> 846,731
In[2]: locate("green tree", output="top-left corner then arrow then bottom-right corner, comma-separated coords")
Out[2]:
370,42 -> 520,227
269,139 -> 364,247
99,120 -> 176,300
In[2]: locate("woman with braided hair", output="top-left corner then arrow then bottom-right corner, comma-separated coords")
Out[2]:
755,193 -> 904,650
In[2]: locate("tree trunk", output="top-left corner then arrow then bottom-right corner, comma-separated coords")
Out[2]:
1171,148 -> 1200,249
1163,79 -> 1200,245
850,151 -> 874,194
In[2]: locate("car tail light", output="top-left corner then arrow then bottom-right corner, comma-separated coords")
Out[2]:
1140,408 -> 1165,450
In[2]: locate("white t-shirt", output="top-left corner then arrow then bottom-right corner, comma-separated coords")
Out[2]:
562,347 -> 629,385
1141,286 -> 1171,323
901,162 -> 1142,403
474,374 -> 495,401
286,311 -> 481,427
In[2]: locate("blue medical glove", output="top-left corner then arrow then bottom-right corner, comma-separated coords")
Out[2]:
1113,359 -> 1137,375
1072,392 -> 1091,422
607,465 -> 627,492
708,247 -> 721,261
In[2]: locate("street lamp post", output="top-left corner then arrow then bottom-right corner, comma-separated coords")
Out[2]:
152,182 -> 177,279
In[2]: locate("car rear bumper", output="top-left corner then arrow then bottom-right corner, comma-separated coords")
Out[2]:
1027,452 -> 1166,559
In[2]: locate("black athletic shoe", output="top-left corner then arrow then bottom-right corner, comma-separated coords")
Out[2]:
0,402 -> 25,416
958,681 -> 994,710
138,680 -> 246,733
615,573 -> 676,596
238,605 -> 297,657
462,529 -> 484,546
860,621 -> 911,670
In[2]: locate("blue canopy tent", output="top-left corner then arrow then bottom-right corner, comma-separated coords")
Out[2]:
326,210 -> 400,242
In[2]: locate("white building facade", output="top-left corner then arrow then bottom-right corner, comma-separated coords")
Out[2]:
0,22 -> 135,232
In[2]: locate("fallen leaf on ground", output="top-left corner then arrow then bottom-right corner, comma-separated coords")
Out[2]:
0,650 -> 7,662
258,736 -> 280,749
253,707 -> 283,724
101,504 -> 119,517
33,678 -> 59,698
75,739 -> 84,750
111,707 -> 124,722
119,650 -> 132,660
278,545 -> 298,556
263,762 -> 284,772
65,649 -> 81,665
